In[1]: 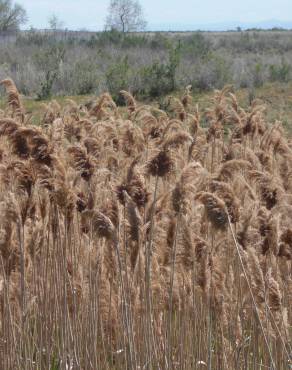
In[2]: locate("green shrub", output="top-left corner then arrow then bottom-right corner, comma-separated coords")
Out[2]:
105,57 -> 131,104
149,32 -> 169,50
139,44 -> 180,98
72,60 -> 98,95
37,71 -> 58,100
181,32 -> 211,59
192,54 -> 231,91
140,62 -> 173,98
86,30 -> 148,49
269,62 -> 291,82
90,30 -> 122,47
252,63 -> 264,88
121,34 -> 148,48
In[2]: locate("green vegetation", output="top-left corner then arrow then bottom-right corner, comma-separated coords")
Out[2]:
3,29 -> 292,101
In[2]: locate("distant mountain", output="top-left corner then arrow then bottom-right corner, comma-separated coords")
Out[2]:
147,20 -> 292,32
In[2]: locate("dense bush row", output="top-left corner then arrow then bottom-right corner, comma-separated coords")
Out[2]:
1,29 -> 292,99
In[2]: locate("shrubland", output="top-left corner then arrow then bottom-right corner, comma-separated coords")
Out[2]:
1,29 -> 292,99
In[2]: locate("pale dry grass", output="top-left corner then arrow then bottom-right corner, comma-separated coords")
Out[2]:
0,79 -> 291,369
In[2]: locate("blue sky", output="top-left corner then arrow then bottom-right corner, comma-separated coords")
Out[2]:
18,0 -> 292,30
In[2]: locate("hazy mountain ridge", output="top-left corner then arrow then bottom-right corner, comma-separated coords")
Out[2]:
148,19 -> 292,31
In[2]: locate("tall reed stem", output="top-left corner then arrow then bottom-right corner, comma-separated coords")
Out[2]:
228,216 -> 276,370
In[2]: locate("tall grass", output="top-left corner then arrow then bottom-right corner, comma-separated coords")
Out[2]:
0,79 -> 291,369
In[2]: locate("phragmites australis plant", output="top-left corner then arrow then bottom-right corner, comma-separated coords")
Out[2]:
0,79 -> 291,370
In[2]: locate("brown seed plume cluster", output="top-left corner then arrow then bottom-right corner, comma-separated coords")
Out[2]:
0,81 -> 291,369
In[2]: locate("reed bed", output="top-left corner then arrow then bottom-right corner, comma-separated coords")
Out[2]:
0,79 -> 291,369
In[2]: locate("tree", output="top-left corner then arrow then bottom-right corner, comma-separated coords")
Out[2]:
105,0 -> 147,33
48,14 -> 64,30
0,0 -> 27,32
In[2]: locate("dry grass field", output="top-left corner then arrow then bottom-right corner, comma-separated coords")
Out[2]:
0,78 -> 292,369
